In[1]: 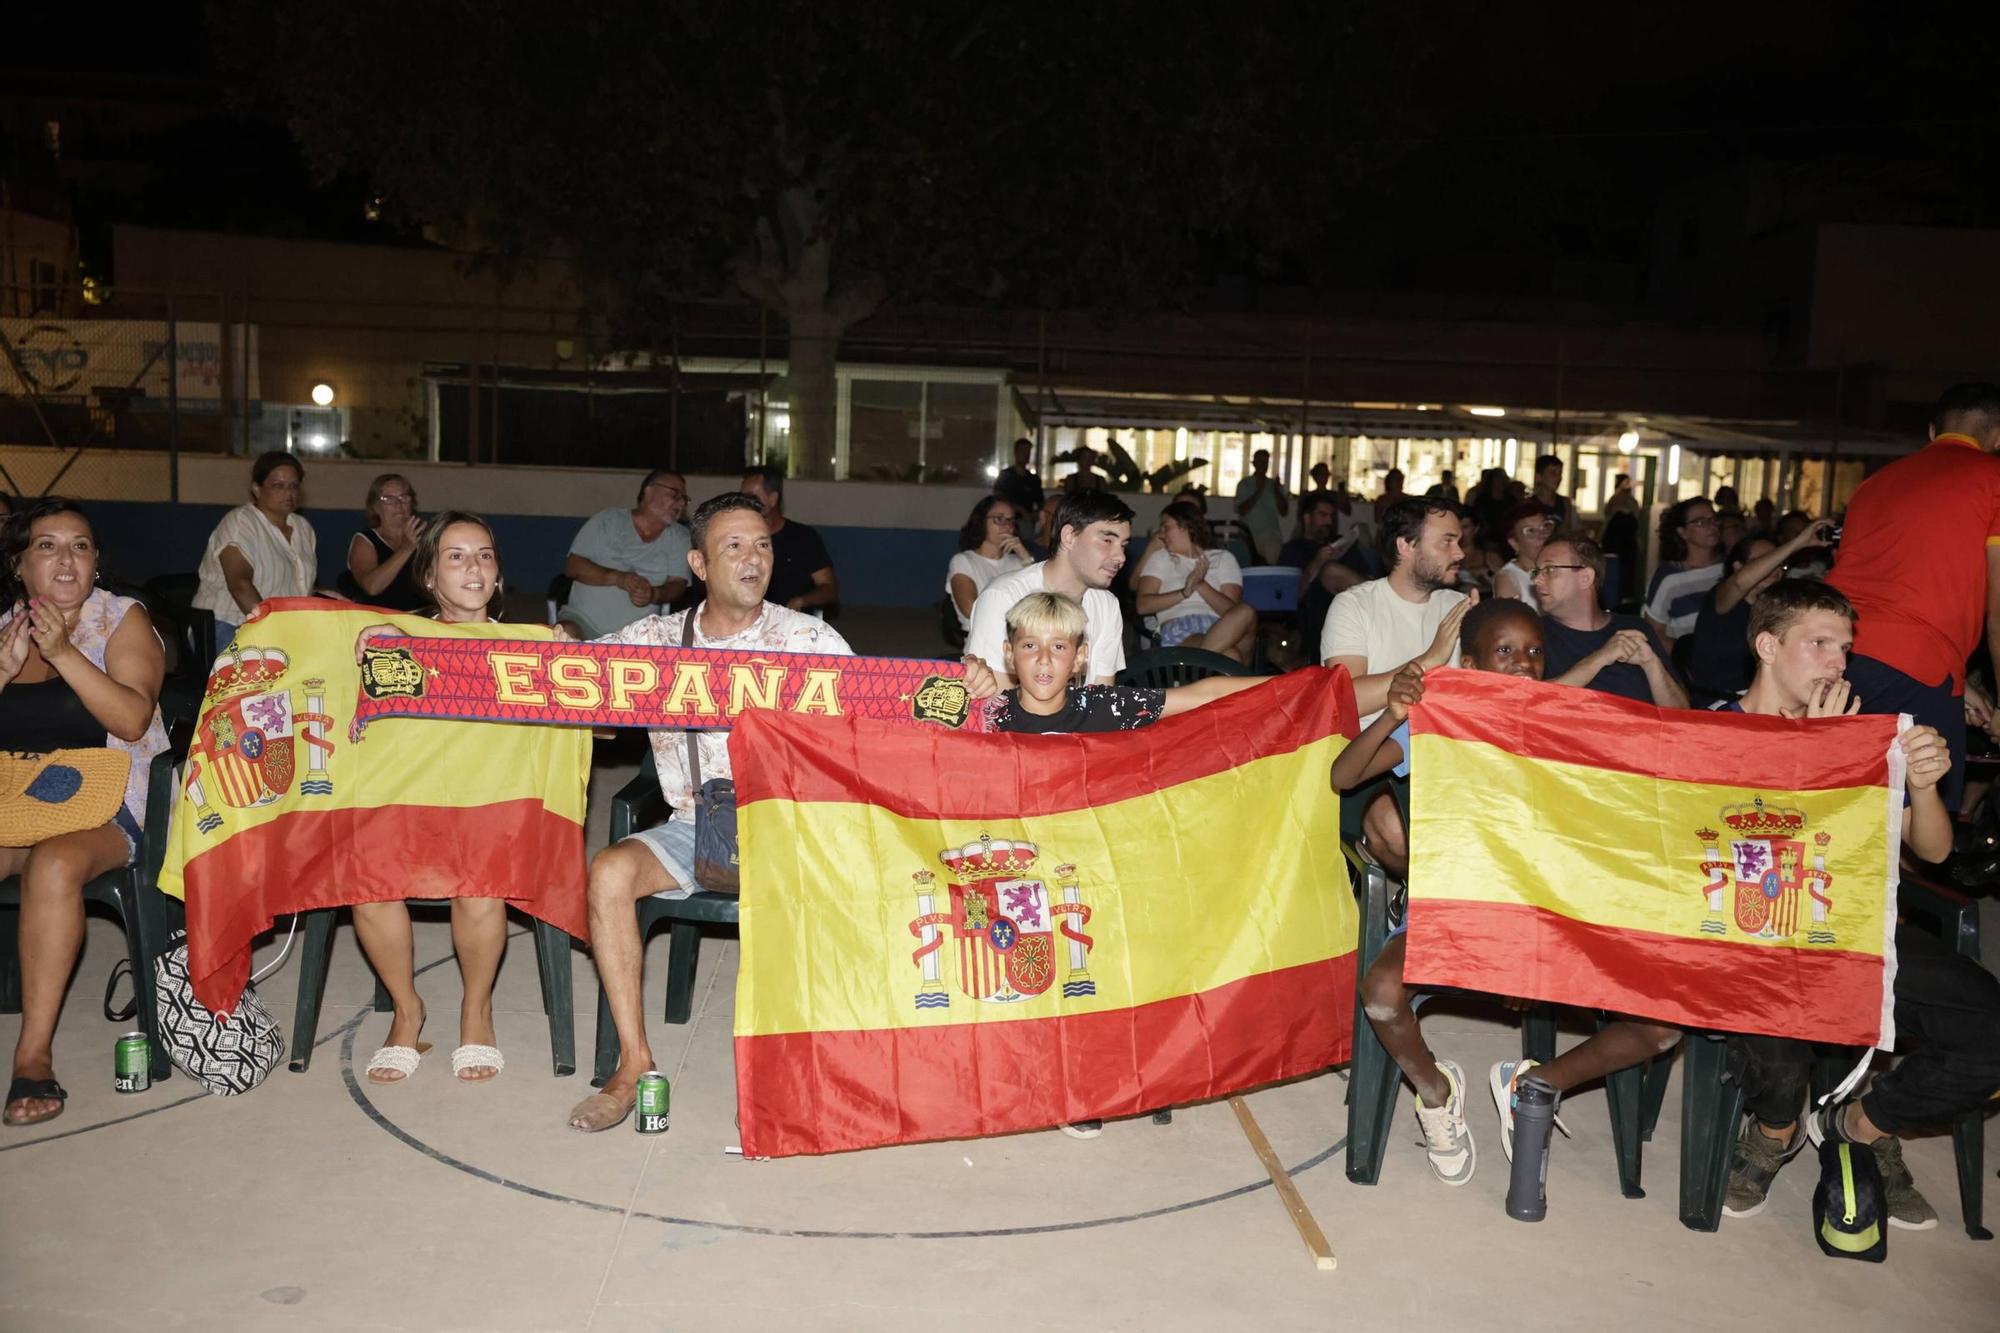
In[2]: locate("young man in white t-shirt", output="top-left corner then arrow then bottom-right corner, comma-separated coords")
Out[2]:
966,490 -> 1134,686
1321,497 -> 1472,725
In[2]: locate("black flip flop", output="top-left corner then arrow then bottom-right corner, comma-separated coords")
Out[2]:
4,1075 -> 68,1126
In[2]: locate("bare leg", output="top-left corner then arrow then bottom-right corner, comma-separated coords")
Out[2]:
1360,935 -> 1451,1106
350,899 -> 426,1081
4,826 -> 126,1125
449,897 -> 507,1080
1360,791 -> 1407,878
568,842 -> 675,1129
1532,1018 -> 1680,1093
1191,602 -> 1259,663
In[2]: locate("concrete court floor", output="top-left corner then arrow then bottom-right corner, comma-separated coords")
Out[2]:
5,606 -> 2000,1331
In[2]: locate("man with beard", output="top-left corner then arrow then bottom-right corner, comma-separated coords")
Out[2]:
1321,497 -> 1470,726
967,489 -> 1135,687
559,468 -> 692,637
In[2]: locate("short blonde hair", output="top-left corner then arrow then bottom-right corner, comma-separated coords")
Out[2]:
1004,591 -> 1088,643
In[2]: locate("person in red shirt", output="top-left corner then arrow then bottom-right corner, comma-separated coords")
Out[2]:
1827,382 -> 2000,811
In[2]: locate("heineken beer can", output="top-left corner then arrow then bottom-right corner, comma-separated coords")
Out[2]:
114,1032 -> 150,1093
635,1070 -> 671,1134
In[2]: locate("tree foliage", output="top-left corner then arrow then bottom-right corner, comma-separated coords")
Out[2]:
230,0 -> 1426,467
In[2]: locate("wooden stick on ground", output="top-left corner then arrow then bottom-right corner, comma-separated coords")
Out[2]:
1229,1095 -> 1338,1272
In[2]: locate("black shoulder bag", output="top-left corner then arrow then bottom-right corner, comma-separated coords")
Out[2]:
682,612 -> 741,894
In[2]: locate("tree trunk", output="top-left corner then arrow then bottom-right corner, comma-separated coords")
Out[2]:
784,306 -> 843,480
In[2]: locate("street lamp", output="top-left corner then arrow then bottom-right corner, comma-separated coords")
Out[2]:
311,382 -> 336,407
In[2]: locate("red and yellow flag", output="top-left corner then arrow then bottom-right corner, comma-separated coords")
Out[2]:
157,599 -> 592,1012
1405,670 -> 1906,1050
730,668 -> 1358,1157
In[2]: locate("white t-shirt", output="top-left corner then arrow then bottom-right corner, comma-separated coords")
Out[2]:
1137,547 -> 1243,626
1494,560 -> 1539,609
966,561 -> 1126,682
945,548 -> 1032,629
195,503 -> 318,620
1320,578 -> 1468,725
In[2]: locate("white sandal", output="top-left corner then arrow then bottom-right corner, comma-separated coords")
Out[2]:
451,1044 -> 505,1080
365,1042 -> 430,1083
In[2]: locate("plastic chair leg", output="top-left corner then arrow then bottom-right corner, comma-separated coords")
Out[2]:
664,921 -> 702,1025
1952,1108 -> 1992,1240
288,909 -> 339,1072
1522,1005 -> 1557,1063
533,919 -> 575,1077
1639,1050 -> 1674,1142
116,880 -> 171,1083
592,978 -> 619,1088
0,905 -> 20,1014
1344,1001 -> 1403,1185
1600,1018 -> 1645,1199
1677,1035 -> 1744,1232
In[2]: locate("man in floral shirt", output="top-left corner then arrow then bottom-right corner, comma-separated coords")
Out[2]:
567,492 -> 853,1132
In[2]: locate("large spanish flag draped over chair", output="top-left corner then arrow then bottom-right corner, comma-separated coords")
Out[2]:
731,668 -> 1359,1158
157,599 -> 592,1013
1405,670 -> 1906,1050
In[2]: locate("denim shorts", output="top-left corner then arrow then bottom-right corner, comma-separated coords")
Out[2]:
1158,613 -> 1219,648
622,817 -> 698,899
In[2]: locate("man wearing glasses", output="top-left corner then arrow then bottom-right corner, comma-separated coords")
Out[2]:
1533,537 -> 1688,708
559,468 -> 693,637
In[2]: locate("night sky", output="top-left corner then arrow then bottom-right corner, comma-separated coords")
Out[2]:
7,3 -> 1997,304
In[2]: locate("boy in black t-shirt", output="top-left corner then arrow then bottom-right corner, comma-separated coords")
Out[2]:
987,591 -> 1259,734
987,589 -> 1261,1138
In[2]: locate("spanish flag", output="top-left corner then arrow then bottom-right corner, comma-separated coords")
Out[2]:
1404,670 -> 1905,1050
731,668 -> 1358,1157
158,599 -> 592,1012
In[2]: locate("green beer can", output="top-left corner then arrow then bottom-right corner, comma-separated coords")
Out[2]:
635,1070 -> 670,1134
114,1031 -> 150,1093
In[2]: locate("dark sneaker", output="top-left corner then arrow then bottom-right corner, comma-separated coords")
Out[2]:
1870,1137 -> 1939,1231
1059,1119 -> 1102,1140
1723,1119 -> 1801,1219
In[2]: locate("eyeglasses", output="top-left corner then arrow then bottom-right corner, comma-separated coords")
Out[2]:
1531,563 -> 1586,578
990,513 -> 1017,525
649,483 -> 688,500
1515,520 -> 1556,534
1684,516 -> 1719,528
378,493 -> 413,506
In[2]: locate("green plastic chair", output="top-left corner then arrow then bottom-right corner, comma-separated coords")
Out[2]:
591,755 -> 739,1085
1116,646 -> 1255,689
0,745 -> 186,1086
286,903 -> 576,1076
1341,781 -> 1656,1196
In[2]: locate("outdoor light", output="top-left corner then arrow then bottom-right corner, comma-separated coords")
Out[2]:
1668,444 -> 1683,485
1504,438 -> 1519,473
1618,428 -> 1640,454
311,382 -> 336,407
306,434 -> 330,451
1468,405 -> 1507,418
985,463 -> 1000,479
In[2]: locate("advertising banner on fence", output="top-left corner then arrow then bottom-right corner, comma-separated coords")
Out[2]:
1,317 -> 259,404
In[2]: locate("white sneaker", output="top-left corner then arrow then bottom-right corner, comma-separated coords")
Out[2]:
1412,1060 -> 1476,1186
1489,1058 -> 1573,1163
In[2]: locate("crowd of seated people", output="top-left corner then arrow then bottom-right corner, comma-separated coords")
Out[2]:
8,381 -> 1998,1260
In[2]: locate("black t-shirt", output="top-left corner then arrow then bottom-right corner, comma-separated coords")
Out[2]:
1687,587 -> 1753,704
1539,612 -> 1678,705
995,466 -> 1045,523
989,685 -> 1166,734
1278,536 -> 1336,648
767,519 -> 833,609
